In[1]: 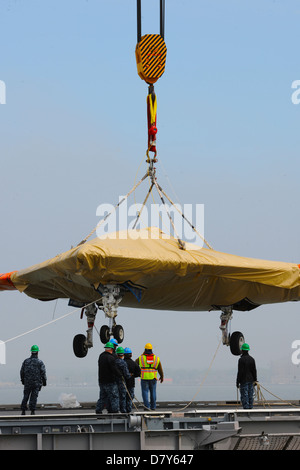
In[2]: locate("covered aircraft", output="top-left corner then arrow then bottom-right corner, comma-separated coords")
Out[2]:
2,2 -> 299,358
1,227 -> 300,357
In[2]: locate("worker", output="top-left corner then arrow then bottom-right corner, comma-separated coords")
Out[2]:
236,343 -> 258,409
20,345 -> 47,415
110,337 -> 118,355
115,346 -> 132,413
136,343 -> 163,410
124,347 -> 141,413
95,341 -> 123,414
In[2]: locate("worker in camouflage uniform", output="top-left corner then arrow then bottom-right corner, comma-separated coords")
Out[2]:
20,345 -> 47,415
124,347 -> 141,413
115,346 -> 132,413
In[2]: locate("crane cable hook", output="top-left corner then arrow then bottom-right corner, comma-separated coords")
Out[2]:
135,0 -> 167,164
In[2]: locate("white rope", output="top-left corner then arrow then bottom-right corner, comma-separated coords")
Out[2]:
3,300 -> 99,345
4,310 -> 77,345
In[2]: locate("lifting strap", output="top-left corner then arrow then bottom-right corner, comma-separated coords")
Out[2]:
147,85 -> 157,159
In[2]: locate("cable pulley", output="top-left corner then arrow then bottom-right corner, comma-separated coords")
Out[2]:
135,0 -> 167,85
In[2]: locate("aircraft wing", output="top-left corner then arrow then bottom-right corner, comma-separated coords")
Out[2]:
1,227 -> 300,312
0,272 -> 18,291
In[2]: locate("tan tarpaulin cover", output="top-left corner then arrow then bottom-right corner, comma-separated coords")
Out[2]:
3,227 -> 300,311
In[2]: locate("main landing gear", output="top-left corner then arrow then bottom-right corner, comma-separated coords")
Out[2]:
219,307 -> 245,356
72,284 -> 125,358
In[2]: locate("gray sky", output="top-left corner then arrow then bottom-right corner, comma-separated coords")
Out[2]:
1,0 -> 300,397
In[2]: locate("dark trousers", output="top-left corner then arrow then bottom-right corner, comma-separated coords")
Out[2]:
240,382 -> 254,409
96,382 -> 119,413
21,385 -> 40,411
117,381 -> 127,413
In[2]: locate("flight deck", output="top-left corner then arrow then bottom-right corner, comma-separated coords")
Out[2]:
1,400 -> 300,450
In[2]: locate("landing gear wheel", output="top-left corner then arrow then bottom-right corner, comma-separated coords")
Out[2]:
113,325 -> 124,344
229,331 -> 245,355
100,325 -> 110,344
73,334 -> 88,358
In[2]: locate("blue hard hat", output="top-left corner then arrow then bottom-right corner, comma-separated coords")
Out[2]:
124,347 -> 132,354
110,338 -> 118,345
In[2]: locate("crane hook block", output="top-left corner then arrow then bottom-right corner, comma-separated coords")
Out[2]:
135,34 -> 167,85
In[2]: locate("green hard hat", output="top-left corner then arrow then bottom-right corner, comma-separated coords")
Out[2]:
116,346 -> 124,355
104,342 -> 114,349
31,345 -> 39,352
241,343 -> 250,351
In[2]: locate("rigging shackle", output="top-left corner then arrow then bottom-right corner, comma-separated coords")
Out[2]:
135,0 -> 167,85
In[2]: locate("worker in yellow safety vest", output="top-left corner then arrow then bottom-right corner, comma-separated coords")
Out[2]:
136,343 -> 164,410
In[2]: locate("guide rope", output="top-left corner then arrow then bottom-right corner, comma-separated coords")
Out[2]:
254,382 -> 300,409
3,300 -> 101,345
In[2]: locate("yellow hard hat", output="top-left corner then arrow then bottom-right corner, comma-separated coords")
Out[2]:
145,343 -> 153,349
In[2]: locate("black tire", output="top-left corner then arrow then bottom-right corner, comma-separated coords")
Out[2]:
73,334 -> 88,358
113,325 -> 124,344
229,331 -> 245,356
100,325 -> 110,344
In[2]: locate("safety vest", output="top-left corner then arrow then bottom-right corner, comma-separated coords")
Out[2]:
139,354 -> 160,380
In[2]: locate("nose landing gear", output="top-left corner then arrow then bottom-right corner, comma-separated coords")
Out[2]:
98,284 -> 124,344
72,284 -> 125,358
